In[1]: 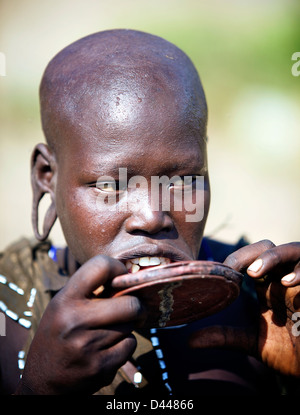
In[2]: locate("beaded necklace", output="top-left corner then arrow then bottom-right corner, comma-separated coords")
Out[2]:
149,327 -> 173,395
148,237 -> 213,395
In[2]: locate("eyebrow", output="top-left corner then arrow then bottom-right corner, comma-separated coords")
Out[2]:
80,149 -> 206,178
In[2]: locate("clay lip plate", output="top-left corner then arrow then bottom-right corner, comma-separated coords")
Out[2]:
109,261 -> 243,328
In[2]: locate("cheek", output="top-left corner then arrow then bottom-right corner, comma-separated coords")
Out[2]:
173,187 -> 210,256
55,187 -> 122,262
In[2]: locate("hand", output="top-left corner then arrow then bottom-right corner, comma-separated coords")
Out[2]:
190,240 -> 300,377
16,255 -> 145,394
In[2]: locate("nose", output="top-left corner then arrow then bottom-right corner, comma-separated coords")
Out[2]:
125,209 -> 174,235
124,194 -> 174,235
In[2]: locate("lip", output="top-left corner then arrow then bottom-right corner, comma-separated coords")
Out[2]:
114,243 -> 193,264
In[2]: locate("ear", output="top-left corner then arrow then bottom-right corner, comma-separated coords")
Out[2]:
31,143 -> 57,241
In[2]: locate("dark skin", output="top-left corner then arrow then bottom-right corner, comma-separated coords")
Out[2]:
2,30 -> 299,394
190,240 -> 300,377
14,30 -> 210,395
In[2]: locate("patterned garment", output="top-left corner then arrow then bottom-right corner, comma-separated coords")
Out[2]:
0,237 -> 281,395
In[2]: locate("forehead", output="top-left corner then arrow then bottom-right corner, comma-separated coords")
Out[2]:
59,64 -> 204,133
57,75 -> 206,175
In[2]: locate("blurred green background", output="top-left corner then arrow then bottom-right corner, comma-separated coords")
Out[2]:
0,0 -> 299,250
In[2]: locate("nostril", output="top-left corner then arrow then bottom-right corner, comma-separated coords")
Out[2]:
125,210 -> 174,235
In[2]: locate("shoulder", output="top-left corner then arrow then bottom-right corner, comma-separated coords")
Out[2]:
0,238 -> 53,394
199,236 -> 249,263
0,238 -> 54,330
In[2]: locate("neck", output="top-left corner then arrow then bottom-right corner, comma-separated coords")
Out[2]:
56,246 -> 80,276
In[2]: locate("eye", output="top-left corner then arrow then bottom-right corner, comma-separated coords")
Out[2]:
169,176 -> 197,190
98,181 -> 116,193
95,180 -> 126,194
171,177 -> 185,188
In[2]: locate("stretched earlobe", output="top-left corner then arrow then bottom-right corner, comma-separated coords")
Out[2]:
31,144 -> 57,241
32,191 -> 57,241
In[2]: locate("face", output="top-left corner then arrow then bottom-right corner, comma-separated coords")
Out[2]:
50,76 -> 210,271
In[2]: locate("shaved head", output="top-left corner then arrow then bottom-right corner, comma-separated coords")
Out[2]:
34,29 -> 210,263
39,29 -> 207,156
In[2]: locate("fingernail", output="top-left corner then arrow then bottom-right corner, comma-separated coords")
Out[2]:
281,272 -> 296,283
248,259 -> 263,273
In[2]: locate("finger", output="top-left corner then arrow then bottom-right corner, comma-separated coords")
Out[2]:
104,334 -> 137,368
80,334 -> 137,392
83,295 -> 146,328
94,335 -> 137,385
246,243 -> 300,283
223,239 -> 275,271
64,255 -> 127,299
281,260 -> 300,287
189,325 -> 257,357
77,323 -> 137,353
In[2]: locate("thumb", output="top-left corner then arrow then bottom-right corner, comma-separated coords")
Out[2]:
189,325 -> 258,357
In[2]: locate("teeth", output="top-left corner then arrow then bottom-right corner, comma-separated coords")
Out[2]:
125,261 -> 132,270
160,257 -> 171,265
139,256 -> 160,266
131,264 -> 140,273
125,256 -> 171,273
